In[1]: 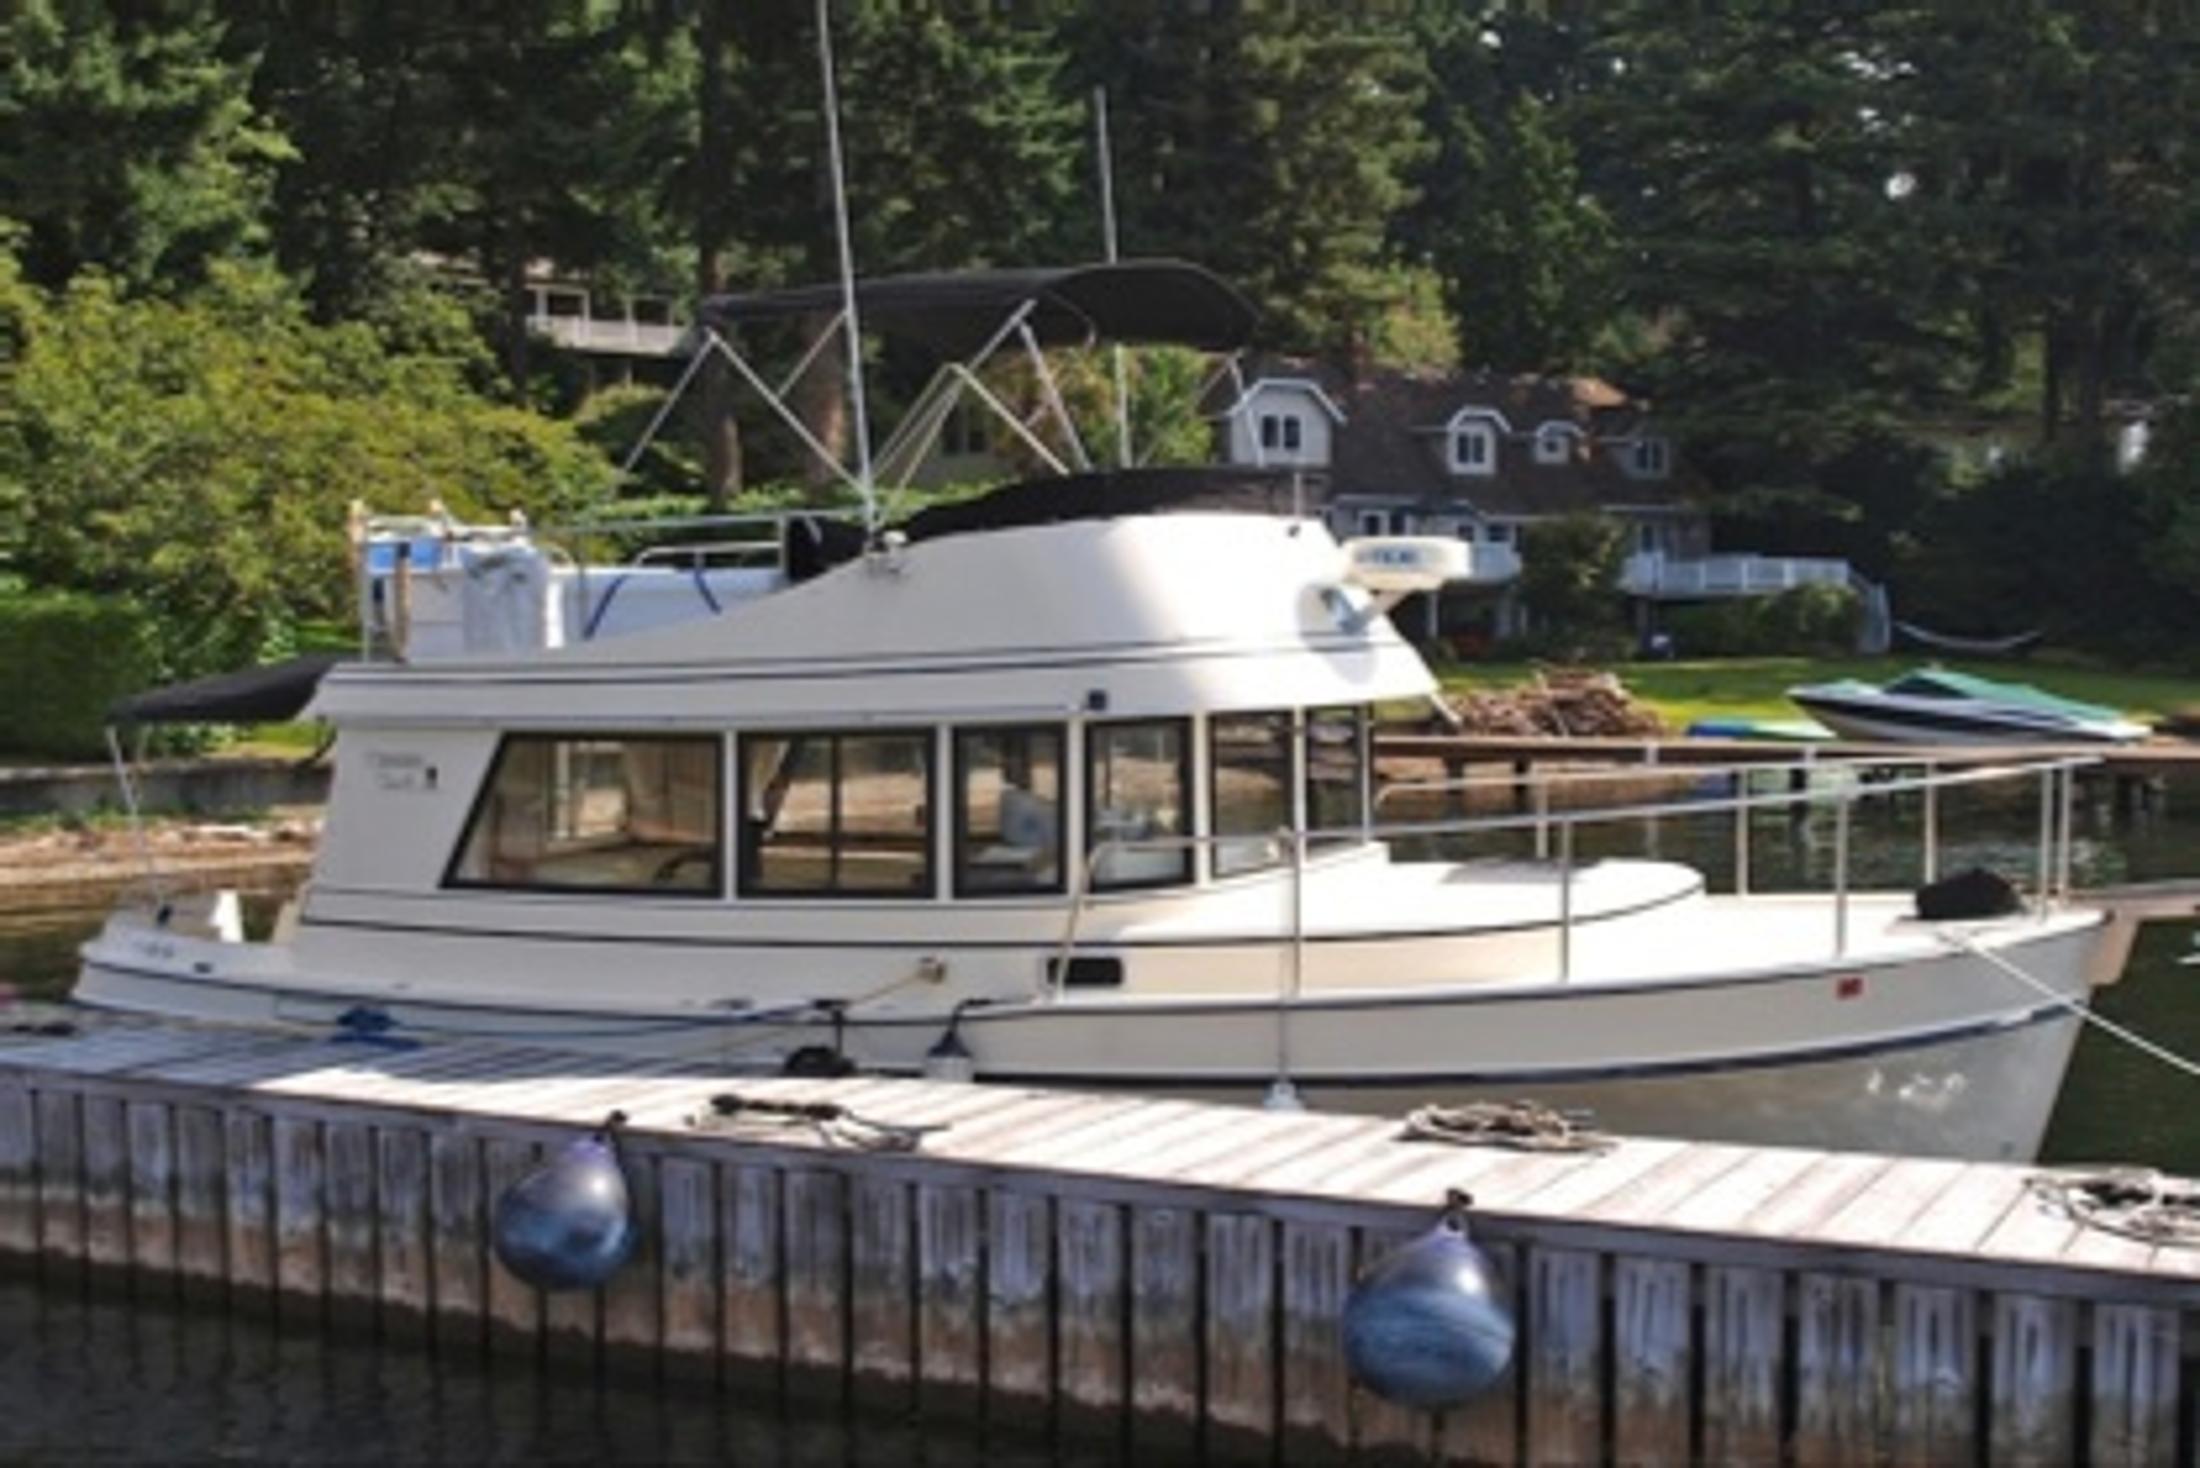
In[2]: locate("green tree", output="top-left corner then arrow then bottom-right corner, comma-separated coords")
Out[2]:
0,262 -> 614,681
1398,8 -> 1616,372
1070,3 -> 1431,355
1,1 -> 289,290
1518,512 -> 1625,637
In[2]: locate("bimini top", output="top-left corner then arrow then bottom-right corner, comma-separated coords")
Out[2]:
701,259 -> 1258,354
109,652 -> 346,727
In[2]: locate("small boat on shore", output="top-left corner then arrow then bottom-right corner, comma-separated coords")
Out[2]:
1789,668 -> 2149,745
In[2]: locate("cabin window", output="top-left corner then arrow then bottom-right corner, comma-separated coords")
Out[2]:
1306,706 -> 1369,843
954,726 -> 1065,895
1086,719 -> 1191,889
447,735 -> 721,895
739,731 -> 933,897
1210,712 -> 1294,877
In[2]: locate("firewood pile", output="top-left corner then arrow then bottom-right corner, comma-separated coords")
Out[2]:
1444,669 -> 1667,738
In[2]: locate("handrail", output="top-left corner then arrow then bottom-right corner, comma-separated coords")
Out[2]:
1051,754 -> 2100,996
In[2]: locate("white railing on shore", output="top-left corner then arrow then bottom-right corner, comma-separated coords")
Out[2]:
528,314 -> 692,357
1621,551 -> 1852,599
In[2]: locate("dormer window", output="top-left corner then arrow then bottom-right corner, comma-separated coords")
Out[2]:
1631,437 -> 1671,477
1534,423 -> 1579,465
1259,413 -> 1303,454
1450,421 -> 1497,475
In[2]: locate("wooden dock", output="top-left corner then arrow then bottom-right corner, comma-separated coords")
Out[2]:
0,1010 -> 2194,1464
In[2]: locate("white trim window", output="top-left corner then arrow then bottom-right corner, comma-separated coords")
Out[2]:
1534,423 -> 1578,465
1450,421 -> 1496,475
1258,412 -> 1304,454
1631,437 -> 1671,477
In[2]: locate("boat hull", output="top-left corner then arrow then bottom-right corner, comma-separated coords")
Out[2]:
1789,693 -> 2142,745
76,908 -> 2105,1163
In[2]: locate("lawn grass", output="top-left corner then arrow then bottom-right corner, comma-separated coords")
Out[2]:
1441,656 -> 2200,730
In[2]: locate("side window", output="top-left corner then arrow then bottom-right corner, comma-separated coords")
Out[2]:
740,731 -> 932,897
1280,416 -> 1303,452
1210,711 -> 1293,877
1086,719 -> 1191,890
1305,706 -> 1368,844
955,726 -> 1065,895
448,735 -> 721,894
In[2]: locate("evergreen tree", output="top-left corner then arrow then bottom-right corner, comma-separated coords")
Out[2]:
1,1 -> 288,290
1070,2 -> 1431,356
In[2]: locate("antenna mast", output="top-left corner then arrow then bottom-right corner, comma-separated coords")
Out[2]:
1093,86 -> 1133,469
816,0 -> 876,533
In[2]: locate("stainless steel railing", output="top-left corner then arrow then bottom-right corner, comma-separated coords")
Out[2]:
1052,753 -> 2100,997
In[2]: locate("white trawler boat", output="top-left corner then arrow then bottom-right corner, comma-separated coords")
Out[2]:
77,262 -> 2130,1162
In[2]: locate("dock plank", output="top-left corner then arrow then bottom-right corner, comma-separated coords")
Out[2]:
34,1088 -> 83,1263
985,1188 -> 1053,1421
1609,1255 -> 1692,1468
80,1092 -> 130,1270
848,1174 -> 914,1401
782,1168 -> 847,1386
915,1182 -> 983,1410
1129,1203 -> 1201,1452
1701,1265 -> 1783,1466
124,1099 -> 176,1281
1792,1274 -> 1880,1466
720,1162 -> 782,1383
1888,1284 -> 1976,1463
322,1120 -> 377,1307
174,1105 -> 228,1295
1524,1246 -> 1602,1465
1277,1219 -> 1351,1462
1987,1292 -> 2077,1465
271,1113 -> 325,1305
1056,1197 -> 1126,1422
427,1129 -> 485,1347
0,1079 -> 35,1254
2089,1304 -> 2179,1466
657,1155 -> 717,1372
1204,1211 -> 1277,1446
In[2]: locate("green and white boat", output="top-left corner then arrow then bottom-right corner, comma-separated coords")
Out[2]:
1789,668 -> 2148,745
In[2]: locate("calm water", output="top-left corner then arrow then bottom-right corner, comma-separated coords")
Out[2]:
1,775 -> 2197,1460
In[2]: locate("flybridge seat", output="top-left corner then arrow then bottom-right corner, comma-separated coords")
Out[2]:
356,513 -> 796,661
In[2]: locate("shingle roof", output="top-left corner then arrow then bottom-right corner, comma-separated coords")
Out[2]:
1210,360 -> 1695,518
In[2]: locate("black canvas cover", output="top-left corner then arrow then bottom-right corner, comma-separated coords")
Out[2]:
702,260 -> 1258,354
787,466 -> 1314,580
109,652 -> 345,726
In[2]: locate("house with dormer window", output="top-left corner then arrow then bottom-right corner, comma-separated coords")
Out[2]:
1207,363 -> 1861,644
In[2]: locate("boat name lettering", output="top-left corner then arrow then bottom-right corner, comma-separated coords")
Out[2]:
370,751 -> 438,793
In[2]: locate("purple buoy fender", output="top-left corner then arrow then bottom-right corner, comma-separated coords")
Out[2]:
492,1111 -> 638,1292
1342,1190 -> 1515,1409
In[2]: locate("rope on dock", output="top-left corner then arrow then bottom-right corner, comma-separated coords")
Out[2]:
2028,1168 -> 2200,1248
686,1091 -> 948,1153
1400,1100 -> 1613,1153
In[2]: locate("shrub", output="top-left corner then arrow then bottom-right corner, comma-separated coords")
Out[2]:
0,589 -> 157,759
1663,583 -> 1861,656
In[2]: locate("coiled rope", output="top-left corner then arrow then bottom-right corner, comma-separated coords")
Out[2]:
1401,1099 -> 1612,1153
686,1091 -> 947,1153
2027,1168 -> 2200,1248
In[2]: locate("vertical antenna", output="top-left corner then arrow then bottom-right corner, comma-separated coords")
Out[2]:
817,0 -> 876,533
1093,86 -> 1133,469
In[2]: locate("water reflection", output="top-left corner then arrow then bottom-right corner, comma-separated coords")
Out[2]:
0,1267 -> 1087,1466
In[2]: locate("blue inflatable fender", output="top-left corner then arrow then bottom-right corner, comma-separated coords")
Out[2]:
1342,1190 -> 1516,1409
492,1111 -> 639,1292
